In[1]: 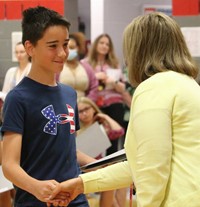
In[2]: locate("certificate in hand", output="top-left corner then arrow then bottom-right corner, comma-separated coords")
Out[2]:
106,68 -> 121,81
81,149 -> 126,172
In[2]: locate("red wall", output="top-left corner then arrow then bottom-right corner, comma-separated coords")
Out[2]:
172,0 -> 200,16
0,0 -> 64,20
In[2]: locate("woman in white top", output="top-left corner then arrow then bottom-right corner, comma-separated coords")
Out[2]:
0,42 -> 31,101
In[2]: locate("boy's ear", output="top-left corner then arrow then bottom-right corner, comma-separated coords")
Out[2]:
24,40 -> 34,58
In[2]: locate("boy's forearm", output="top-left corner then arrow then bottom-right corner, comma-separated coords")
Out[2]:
2,162 -> 38,194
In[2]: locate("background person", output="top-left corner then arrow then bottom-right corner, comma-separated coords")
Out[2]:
81,33 -> 126,156
59,34 -> 98,102
0,42 -> 31,101
72,32 -> 87,60
77,97 -> 126,207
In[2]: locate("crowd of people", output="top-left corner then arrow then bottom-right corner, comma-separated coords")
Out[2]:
1,5 -> 200,207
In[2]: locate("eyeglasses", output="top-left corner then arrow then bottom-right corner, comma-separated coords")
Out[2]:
78,106 -> 91,115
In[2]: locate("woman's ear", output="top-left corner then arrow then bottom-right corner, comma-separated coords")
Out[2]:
24,40 -> 34,59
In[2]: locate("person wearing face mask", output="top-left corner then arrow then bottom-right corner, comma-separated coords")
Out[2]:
59,34 -> 98,102
67,48 -> 78,61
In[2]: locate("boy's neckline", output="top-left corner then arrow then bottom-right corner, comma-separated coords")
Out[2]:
25,76 -> 58,88
27,74 -> 57,87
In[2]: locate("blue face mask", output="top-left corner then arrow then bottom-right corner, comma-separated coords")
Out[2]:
67,49 -> 78,61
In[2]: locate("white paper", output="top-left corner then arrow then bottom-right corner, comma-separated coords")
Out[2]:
106,68 -> 121,81
76,122 -> 111,158
105,68 -> 122,89
0,166 -> 14,193
181,27 -> 200,57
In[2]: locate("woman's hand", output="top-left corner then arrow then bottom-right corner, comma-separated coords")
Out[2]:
94,113 -> 109,125
47,177 -> 84,206
95,72 -> 107,81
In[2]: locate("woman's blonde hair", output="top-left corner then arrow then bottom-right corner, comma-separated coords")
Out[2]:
77,97 -> 101,114
77,97 -> 102,133
87,33 -> 119,69
123,12 -> 198,86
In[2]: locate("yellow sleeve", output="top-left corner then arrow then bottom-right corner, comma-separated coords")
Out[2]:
80,161 -> 133,194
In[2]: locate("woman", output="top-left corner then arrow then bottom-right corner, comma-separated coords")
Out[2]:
49,12 -> 200,207
59,34 -> 98,102
0,42 -> 31,101
77,97 -> 126,207
81,34 -> 126,155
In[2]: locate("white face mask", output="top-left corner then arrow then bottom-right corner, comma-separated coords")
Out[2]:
67,49 -> 78,61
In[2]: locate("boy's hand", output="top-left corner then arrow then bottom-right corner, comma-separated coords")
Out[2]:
32,179 -> 59,202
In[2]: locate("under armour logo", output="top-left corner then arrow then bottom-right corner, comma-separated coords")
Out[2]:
41,104 -> 75,135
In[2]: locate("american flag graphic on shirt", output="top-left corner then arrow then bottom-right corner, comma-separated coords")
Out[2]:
41,104 -> 75,135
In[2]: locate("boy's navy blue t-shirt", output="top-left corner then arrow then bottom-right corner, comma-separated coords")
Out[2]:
1,77 -> 89,207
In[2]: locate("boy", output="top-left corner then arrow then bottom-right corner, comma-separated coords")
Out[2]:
1,6 -> 93,207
